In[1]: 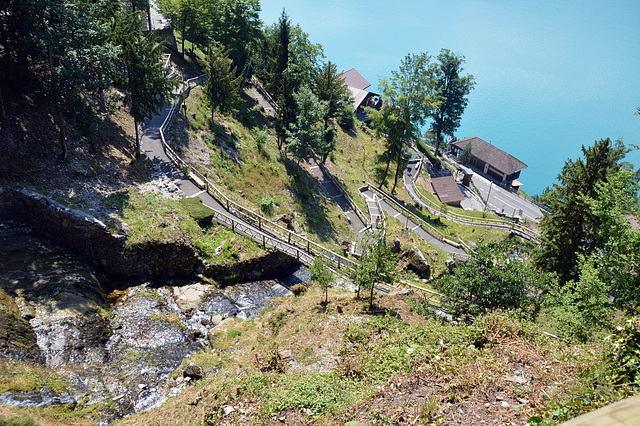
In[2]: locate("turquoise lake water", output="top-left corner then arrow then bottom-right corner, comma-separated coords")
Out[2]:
259,0 -> 640,195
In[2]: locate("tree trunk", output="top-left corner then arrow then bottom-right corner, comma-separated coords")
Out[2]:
181,13 -> 187,56
134,117 -> 140,158
379,156 -> 391,189
146,3 -> 152,31
0,87 -> 5,120
47,46 -> 67,161
369,282 -> 375,310
391,142 -> 403,193
434,128 -> 442,157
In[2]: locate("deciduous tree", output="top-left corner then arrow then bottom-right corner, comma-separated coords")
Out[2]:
438,239 -> 552,323
350,232 -> 398,309
285,84 -> 328,165
309,256 -> 334,304
367,53 -> 439,192
429,49 -> 475,156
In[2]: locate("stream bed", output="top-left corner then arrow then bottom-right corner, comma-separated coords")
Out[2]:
0,221 -> 306,422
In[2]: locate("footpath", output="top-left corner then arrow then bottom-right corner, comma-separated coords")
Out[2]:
140,100 -> 324,270
358,187 -> 468,258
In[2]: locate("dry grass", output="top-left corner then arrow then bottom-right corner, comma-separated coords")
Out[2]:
113,288 -> 603,426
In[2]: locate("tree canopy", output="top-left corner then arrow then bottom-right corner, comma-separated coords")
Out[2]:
367,53 -> 439,192
429,49 -> 475,156
350,232 -> 398,309
438,239 -> 552,323
203,46 -> 243,117
535,138 -> 628,283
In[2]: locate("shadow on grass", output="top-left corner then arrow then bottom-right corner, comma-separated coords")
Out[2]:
237,89 -> 272,130
282,158 -> 339,244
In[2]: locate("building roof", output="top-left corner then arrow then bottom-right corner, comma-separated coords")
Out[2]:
431,175 -> 465,205
451,137 -> 527,175
339,68 -> 371,91
347,87 -> 369,111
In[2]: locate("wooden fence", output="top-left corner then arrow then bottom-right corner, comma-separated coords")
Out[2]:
157,75 -> 356,275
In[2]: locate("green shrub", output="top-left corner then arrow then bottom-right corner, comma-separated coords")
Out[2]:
252,127 -> 269,152
267,311 -> 287,336
259,197 -> 274,214
290,284 -> 307,296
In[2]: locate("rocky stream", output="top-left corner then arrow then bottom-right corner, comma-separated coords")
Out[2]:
0,221 -> 307,423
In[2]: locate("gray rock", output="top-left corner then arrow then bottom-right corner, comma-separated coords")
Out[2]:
183,363 -> 204,380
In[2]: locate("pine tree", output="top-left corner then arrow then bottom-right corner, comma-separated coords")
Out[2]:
535,138 -> 627,283
112,12 -> 175,157
203,46 -> 242,118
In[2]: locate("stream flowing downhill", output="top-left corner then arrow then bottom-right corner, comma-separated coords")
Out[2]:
0,220 -> 306,423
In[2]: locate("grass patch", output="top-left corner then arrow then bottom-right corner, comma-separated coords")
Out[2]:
172,85 -> 354,251
113,187 -> 266,264
0,359 -> 68,395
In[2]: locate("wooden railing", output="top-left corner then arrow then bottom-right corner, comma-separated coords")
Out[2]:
367,183 -> 462,249
157,76 -> 356,275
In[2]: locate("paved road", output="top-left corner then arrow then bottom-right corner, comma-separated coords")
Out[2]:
468,171 -> 543,222
407,154 -> 543,222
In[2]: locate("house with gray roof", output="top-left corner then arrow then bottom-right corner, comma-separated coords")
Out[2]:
431,175 -> 464,206
450,137 -> 527,188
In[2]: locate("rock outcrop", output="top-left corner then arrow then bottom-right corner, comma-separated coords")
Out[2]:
0,188 -> 298,282
0,188 -> 202,279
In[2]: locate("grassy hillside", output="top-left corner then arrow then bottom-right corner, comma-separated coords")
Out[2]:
111,285 -> 621,426
166,85 -> 355,252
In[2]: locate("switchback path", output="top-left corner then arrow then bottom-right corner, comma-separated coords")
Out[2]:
140,99 -> 356,273
307,159 -> 367,235
359,187 -> 468,258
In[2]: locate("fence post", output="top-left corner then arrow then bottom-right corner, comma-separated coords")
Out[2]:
307,240 -> 310,253
337,257 -> 341,269
262,235 -> 266,247
288,232 -> 291,244
231,219 -> 235,232
296,250 -> 300,261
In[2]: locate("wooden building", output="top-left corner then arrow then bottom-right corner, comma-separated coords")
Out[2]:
339,68 -> 382,120
431,175 -> 465,206
450,137 -> 527,188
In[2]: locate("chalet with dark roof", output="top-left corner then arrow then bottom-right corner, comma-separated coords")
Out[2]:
451,137 -> 527,187
339,68 -> 382,118
431,175 -> 465,206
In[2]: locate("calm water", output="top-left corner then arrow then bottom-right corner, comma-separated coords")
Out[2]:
259,0 -> 640,195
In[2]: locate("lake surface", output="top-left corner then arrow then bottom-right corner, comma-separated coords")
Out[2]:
259,0 -> 640,195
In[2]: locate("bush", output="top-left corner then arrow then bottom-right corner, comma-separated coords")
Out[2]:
259,197 -> 274,214
252,127 -> 269,152
290,284 -> 307,296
